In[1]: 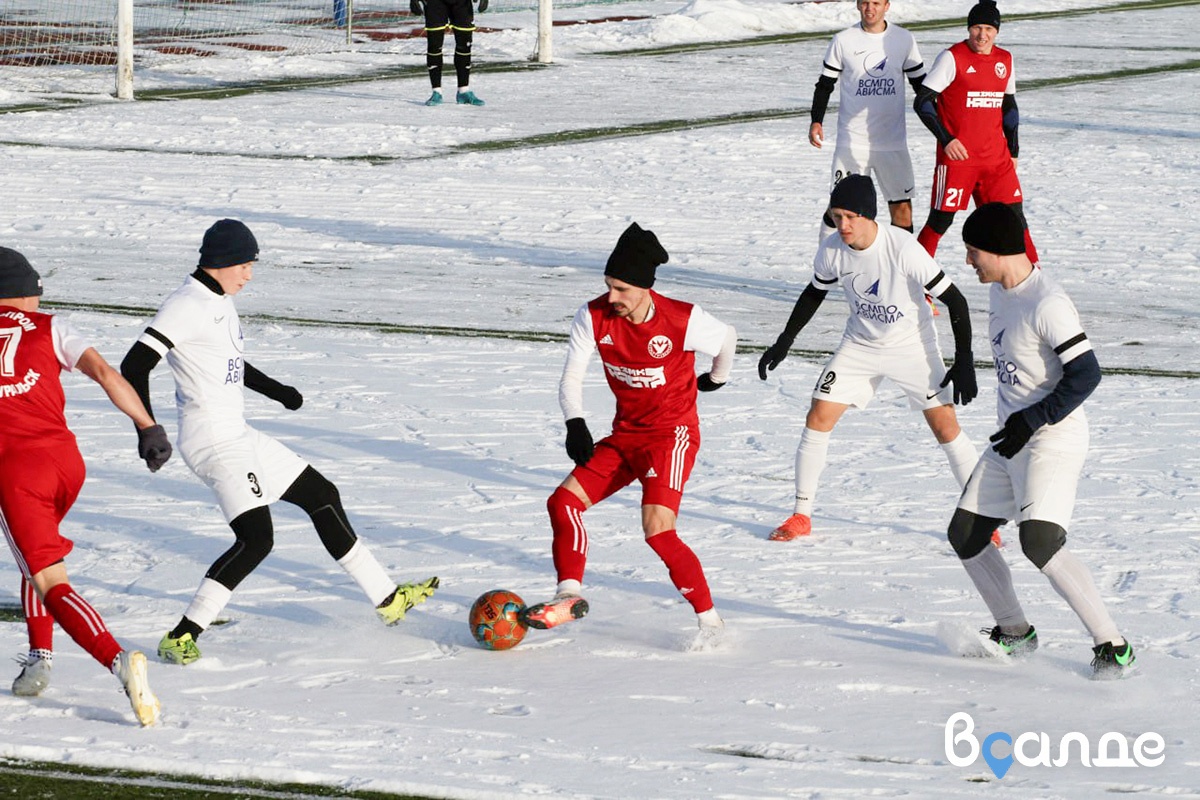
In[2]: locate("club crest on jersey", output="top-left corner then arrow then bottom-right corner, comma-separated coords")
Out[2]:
995,62 -> 1008,79
857,54 -> 897,96
647,335 -> 673,359
990,329 -> 1022,386
850,276 -> 904,323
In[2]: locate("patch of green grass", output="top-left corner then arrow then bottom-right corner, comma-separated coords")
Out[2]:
0,759 -> 431,799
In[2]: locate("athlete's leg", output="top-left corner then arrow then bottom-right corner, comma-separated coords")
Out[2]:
789,399 -> 848,516
887,200 -> 913,231
425,26 -> 447,90
917,208 -> 956,258
451,26 -> 473,89
1022,520 -> 1123,646
922,404 -> 979,487
31,562 -> 123,670
948,508 -> 1028,633
21,574 -> 53,654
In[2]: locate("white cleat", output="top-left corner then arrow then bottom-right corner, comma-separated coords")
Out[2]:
114,650 -> 161,727
12,651 -> 53,697
688,612 -> 725,652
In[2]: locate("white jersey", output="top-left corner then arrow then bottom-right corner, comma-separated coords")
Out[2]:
820,22 -> 925,153
813,224 -> 952,349
138,275 -> 247,448
988,267 -> 1091,431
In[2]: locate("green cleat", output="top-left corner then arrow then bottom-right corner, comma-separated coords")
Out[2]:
983,624 -> 1039,656
158,631 -> 201,665
377,577 -> 439,625
456,90 -> 484,106
425,90 -> 443,106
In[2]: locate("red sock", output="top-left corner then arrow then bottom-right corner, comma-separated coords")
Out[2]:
22,576 -> 53,653
917,225 -> 942,258
547,487 -> 588,584
646,531 -> 713,614
1024,227 -> 1040,266
43,584 -> 122,669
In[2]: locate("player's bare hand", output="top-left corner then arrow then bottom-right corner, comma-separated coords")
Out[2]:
945,139 -> 969,161
808,122 -> 824,149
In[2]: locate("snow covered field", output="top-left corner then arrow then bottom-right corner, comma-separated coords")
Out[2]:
1,1 -> 1197,797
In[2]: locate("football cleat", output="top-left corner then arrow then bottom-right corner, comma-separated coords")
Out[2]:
769,513 -> 811,541
983,624 -> 1039,656
456,90 -> 485,106
520,594 -> 589,630
1091,640 -> 1136,679
12,650 -> 53,697
425,90 -> 443,106
157,631 -> 201,665
377,577 -> 440,626
688,612 -> 725,652
114,650 -> 161,727
991,529 -> 1004,548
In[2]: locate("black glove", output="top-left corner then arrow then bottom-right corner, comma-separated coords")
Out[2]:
696,373 -> 724,392
137,424 -> 172,473
277,385 -> 303,410
757,340 -> 791,380
410,0 -> 423,15
477,0 -> 488,11
989,412 -> 1035,459
565,418 -> 594,466
939,352 -> 978,406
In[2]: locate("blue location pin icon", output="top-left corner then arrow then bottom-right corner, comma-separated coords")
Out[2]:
982,731 -> 1014,778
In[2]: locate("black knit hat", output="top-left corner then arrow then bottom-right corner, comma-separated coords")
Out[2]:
829,174 -> 877,220
967,0 -> 1001,28
0,246 -> 44,299
198,219 -> 259,269
962,203 -> 1026,256
604,223 -> 669,289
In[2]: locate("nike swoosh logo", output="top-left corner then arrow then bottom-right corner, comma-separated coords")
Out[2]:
214,316 -> 225,323
1020,502 -> 1034,511
926,392 -> 941,400
904,187 -> 914,194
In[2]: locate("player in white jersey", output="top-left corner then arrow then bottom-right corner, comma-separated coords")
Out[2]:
809,0 -> 926,237
948,203 -> 1134,678
121,220 -> 437,666
758,176 -> 981,541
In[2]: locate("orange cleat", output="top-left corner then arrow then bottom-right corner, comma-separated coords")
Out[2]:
991,529 -> 1003,548
769,514 -> 812,541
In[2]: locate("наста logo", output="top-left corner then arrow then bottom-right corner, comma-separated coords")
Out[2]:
945,712 -> 1165,778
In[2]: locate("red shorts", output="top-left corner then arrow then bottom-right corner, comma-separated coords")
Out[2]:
0,445 -> 84,577
929,157 -> 1024,212
571,426 -> 700,514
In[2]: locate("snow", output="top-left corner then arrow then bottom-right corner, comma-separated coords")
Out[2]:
1,0 -> 1198,797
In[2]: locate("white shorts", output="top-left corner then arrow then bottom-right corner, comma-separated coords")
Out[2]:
181,425 -> 309,522
812,339 -> 951,411
956,426 -> 1089,529
830,148 -> 916,205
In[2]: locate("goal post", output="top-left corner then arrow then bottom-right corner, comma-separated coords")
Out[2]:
116,0 -> 132,99
535,0 -> 552,63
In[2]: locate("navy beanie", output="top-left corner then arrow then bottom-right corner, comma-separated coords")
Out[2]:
198,219 -> 259,269
0,247 -> 44,299
604,223 -> 669,289
962,203 -> 1026,256
829,174 -> 877,220
967,0 -> 1001,28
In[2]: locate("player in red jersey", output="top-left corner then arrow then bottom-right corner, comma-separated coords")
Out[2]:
0,246 -> 169,725
912,0 -> 1039,265
522,223 -> 737,650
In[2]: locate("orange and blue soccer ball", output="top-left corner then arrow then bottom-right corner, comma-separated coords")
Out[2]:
469,589 -> 528,651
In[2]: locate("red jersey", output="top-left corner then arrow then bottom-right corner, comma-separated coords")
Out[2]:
0,307 -> 83,454
587,291 -> 700,434
927,41 -> 1015,166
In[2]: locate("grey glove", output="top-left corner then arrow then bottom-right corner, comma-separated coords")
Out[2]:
137,424 -> 172,472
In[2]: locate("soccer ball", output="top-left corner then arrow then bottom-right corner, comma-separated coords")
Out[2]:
468,589 -> 528,651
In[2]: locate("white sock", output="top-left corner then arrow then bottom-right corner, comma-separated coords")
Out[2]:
182,578 -> 234,630
941,430 -> 980,488
793,427 -> 831,516
1041,549 -> 1122,646
961,546 -> 1027,630
555,579 -> 582,597
697,608 -> 723,628
337,541 -> 397,607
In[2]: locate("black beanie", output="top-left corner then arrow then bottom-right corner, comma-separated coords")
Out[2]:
829,174 -> 877,220
0,246 -> 44,299
962,203 -> 1026,256
198,219 -> 259,269
967,0 -> 1001,28
604,223 -> 669,289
